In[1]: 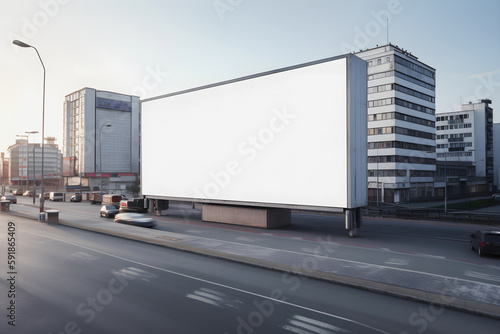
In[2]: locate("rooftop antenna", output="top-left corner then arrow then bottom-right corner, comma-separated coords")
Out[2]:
386,18 -> 389,45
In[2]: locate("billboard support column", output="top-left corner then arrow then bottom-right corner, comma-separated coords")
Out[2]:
345,208 -> 361,237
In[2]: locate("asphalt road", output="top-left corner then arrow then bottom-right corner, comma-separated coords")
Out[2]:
12,197 -> 500,288
1,213 -> 499,334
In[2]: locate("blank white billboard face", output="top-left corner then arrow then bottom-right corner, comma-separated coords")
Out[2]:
142,57 -> 360,209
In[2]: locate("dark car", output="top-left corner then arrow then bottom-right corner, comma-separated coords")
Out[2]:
470,230 -> 500,256
119,198 -> 148,213
70,194 -> 82,202
100,205 -> 119,218
1,195 -> 17,204
114,213 -> 156,228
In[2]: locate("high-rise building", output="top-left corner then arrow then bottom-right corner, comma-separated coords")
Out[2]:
7,138 -> 62,190
1,152 -> 8,194
494,122 -> 500,192
62,88 -> 140,192
436,99 -> 494,193
356,44 -> 436,203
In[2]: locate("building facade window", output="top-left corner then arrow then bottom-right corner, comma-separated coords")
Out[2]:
394,98 -> 435,115
368,155 -> 436,165
368,112 -> 435,127
394,55 -> 435,79
369,70 -> 435,91
368,126 -> 435,140
368,169 -> 407,177
394,84 -> 435,103
368,140 -> 435,152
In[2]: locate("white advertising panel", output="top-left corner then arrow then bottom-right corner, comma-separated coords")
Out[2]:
142,54 -> 367,210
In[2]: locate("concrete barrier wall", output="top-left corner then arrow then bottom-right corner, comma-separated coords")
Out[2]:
202,204 -> 291,229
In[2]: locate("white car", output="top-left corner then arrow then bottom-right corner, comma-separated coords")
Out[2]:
114,213 -> 156,228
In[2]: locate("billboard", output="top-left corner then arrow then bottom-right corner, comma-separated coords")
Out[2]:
141,54 -> 367,210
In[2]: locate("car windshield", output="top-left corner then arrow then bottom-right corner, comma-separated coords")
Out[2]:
484,234 -> 500,243
105,206 -> 116,210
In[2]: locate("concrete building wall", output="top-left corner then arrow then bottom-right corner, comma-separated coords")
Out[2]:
63,88 -> 140,192
357,44 -> 436,203
494,123 -> 500,191
436,100 -> 493,178
7,139 -> 62,189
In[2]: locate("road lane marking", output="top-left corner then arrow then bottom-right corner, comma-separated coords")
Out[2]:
68,252 -> 98,262
384,258 -> 409,266
186,288 -> 243,309
282,315 -> 352,333
22,229 -> 389,334
464,271 -> 500,283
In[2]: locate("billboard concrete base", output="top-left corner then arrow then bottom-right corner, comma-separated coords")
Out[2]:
202,204 -> 291,229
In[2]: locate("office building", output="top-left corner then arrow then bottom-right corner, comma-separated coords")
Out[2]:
356,44 -> 436,203
494,123 -> 500,192
1,153 -> 8,194
62,88 -> 140,192
7,138 -> 62,190
435,99 -> 494,193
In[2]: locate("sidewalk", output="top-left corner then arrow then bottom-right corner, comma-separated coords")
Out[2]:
3,203 -> 500,319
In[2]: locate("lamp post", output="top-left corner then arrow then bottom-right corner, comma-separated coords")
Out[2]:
13,40 -> 46,214
430,149 -> 447,214
443,152 -> 448,214
98,124 -> 111,192
15,134 -> 29,193
26,131 -> 39,204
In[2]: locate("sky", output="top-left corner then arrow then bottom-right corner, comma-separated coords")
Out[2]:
1,0 -> 499,154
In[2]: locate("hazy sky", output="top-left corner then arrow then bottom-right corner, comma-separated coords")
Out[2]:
1,0 -> 499,154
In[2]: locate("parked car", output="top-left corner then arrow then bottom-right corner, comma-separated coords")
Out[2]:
39,192 -> 50,199
492,193 -> 500,201
23,190 -> 33,197
70,194 -> 82,202
1,195 -> 17,204
470,230 -> 500,256
114,213 -> 156,228
100,205 -> 120,218
13,189 -> 23,195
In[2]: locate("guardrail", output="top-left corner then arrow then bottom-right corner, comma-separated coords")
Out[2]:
364,205 -> 500,225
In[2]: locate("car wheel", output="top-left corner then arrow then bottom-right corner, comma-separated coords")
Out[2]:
471,242 -> 475,250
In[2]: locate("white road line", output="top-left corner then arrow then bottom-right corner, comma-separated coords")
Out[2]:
186,294 -> 222,308
284,315 -> 352,334
22,229 -> 389,334
464,271 -> 500,283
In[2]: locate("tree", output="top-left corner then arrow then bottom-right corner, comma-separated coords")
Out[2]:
126,175 -> 140,197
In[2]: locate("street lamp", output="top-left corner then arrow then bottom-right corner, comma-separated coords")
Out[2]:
13,40 -> 46,214
26,131 -> 39,204
98,124 -> 111,192
15,135 -> 29,192
19,131 -> 39,203
429,149 -> 447,214
443,152 -> 448,214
